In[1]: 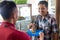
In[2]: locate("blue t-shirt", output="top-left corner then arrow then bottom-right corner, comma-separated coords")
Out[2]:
27,29 -> 43,37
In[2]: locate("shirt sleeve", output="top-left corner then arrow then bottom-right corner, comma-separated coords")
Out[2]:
51,18 -> 58,33
31,15 -> 39,29
22,32 -> 31,40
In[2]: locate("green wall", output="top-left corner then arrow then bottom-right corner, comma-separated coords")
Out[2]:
14,0 -> 27,4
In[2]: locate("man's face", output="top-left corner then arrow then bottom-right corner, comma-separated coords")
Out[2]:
38,4 -> 48,16
13,8 -> 18,24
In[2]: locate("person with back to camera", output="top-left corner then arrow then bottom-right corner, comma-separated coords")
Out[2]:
0,1 -> 31,40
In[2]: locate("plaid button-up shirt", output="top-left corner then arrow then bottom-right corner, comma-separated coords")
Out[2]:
32,14 -> 58,40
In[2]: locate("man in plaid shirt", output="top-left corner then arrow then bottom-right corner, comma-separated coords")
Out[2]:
29,1 -> 58,40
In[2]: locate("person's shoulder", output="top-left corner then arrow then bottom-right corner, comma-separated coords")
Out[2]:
36,14 -> 41,18
13,29 -> 28,36
48,14 -> 55,18
11,29 -> 31,40
35,14 -> 42,20
48,14 -> 56,20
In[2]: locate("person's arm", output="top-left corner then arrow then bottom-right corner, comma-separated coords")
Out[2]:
51,18 -> 59,40
52,33 -> 58,40
29,15 -> 39,29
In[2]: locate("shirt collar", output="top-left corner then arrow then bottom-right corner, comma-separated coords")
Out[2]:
1,22 -> 15,29
39,13 -> 50,20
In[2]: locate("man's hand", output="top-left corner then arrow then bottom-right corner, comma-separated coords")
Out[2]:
28,23 -> 35,29
39,32 -> 44,40
52,33 -> 58,40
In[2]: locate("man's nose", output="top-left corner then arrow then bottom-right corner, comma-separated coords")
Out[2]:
40,10 -> 43,12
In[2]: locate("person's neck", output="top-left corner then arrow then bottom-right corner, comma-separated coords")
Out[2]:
3,19 -> 13,24
41,13 -> 48,18
42,15 -> 45,17
41,12 -> 48,17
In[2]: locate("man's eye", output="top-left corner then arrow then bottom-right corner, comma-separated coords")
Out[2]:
42,8 -> 45,10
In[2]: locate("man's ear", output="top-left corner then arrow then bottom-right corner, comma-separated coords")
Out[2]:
10,13 -> 14,19
47,7 -> 48,10
47,8 -> 48,11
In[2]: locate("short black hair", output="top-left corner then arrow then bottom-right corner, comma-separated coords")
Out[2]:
0,1 -> 17,20
38,1 -> 48,8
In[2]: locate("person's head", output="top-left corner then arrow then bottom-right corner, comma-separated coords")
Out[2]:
0,1 -> 18,24
38,1 -> 48,16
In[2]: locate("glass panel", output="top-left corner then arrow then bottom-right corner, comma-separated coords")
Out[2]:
48,0 -> 56,18
20,7 -> 31,20
16,4 -> 32,31
0,14 -> 3,22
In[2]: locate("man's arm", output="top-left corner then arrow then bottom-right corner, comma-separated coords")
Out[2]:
29,15 -> 39,29
51,18 -> 59,40
52,33 -> 58,40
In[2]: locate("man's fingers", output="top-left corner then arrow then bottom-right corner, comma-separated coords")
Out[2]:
39,32 -> 44,40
